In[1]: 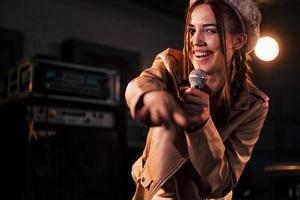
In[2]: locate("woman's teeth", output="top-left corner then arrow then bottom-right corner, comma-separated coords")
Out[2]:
195,51 -> 211,57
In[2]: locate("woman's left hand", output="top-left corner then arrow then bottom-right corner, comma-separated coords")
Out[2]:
181,87 -> 210,130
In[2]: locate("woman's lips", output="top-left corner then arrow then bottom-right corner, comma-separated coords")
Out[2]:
194,51 -> 212,57
193,51 -> 213,62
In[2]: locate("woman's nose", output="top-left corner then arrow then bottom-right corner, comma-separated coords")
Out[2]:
192,31 -> 206,46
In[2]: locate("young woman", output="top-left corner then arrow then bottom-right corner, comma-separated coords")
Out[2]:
125,0 -> 269,199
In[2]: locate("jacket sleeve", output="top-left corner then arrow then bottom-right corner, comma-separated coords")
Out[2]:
126,50 -> 176,186
131,129 -> 154,184
125,51 -> 173,119
185,98 -> 269,198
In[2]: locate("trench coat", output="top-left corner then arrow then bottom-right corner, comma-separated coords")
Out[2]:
125,48 -> 269,200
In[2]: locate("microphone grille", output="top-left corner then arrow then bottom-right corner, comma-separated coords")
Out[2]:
188,69 -> 208,89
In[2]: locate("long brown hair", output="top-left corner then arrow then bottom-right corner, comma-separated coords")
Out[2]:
182,0 -> 252,119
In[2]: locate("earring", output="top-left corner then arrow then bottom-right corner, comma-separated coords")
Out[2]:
235,50 -> 243,73
238,50 -> 243,63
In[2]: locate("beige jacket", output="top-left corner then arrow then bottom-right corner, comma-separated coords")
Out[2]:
125,48 -> 269,200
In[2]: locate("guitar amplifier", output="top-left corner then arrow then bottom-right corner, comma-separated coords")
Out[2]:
3,58 -> 120,105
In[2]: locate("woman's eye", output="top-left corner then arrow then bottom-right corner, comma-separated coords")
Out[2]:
205,28 -> 217,34
188,28 -> 196,36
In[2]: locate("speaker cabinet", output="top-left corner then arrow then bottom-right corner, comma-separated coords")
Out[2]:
1,101 -> 126,200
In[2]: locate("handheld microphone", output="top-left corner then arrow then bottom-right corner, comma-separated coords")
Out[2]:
188,69 -> 208,90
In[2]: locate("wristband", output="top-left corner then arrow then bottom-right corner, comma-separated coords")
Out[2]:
185,117 -> 210,133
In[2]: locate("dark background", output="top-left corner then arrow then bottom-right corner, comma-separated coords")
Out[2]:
1,0 -> 300,199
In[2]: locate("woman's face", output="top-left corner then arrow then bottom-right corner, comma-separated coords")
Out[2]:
188,4 -> 235,75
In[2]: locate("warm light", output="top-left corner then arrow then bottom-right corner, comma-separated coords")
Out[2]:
254,36 -> 279,61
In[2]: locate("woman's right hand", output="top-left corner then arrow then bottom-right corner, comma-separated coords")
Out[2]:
135,91 -> 186,128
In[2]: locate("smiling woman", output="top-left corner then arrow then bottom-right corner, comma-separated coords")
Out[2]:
125,0 -> 269,199
187,3 -> 246,95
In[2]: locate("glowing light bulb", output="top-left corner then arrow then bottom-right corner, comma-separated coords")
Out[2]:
255,36 -> 279,61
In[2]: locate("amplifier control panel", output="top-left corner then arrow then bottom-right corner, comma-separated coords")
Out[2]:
30,106 -> 115,128
1,58 -> 120,106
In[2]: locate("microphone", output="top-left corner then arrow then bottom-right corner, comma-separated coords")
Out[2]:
188,69 -> 208,90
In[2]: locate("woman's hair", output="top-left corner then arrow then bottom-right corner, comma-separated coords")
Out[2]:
182,0 -> 252,122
